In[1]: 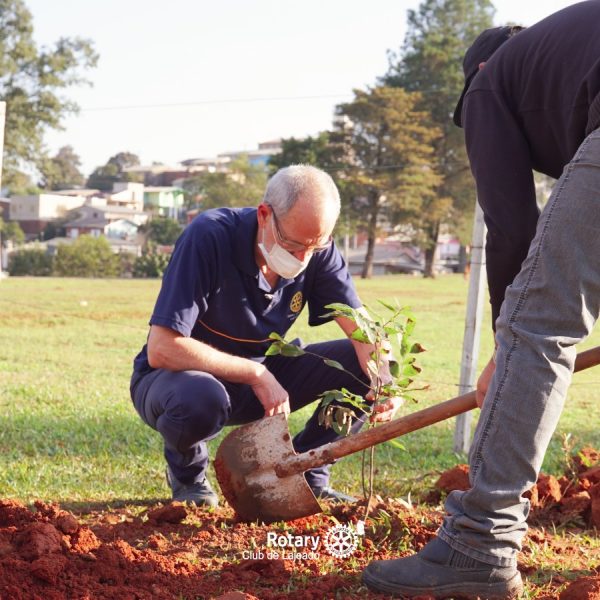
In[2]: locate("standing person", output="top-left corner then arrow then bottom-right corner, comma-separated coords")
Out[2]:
131,165 -> 401,507
363,2 -> 600,598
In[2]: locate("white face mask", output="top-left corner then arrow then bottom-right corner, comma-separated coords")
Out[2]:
258,221 -> 311,279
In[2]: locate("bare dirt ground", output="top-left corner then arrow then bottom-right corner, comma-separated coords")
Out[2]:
1,449 -> 600,600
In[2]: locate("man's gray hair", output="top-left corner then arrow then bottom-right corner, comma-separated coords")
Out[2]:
263,165 -> 341,217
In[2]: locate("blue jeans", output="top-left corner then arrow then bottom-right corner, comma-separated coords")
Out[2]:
440,128 -> 600,567
130,338 -> 369,490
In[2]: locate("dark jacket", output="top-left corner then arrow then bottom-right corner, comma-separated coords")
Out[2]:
462,0 -> 600,326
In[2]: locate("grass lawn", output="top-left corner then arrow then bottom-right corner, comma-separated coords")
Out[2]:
1,274 -> 599,505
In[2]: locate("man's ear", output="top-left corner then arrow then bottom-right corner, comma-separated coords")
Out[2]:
257,203 -> 270,226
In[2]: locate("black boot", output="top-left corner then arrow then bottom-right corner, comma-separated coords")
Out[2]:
362,537 -> 523,599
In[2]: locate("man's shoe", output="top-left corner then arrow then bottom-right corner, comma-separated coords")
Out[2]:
166,467 -> 219,507
311,486 -> 358,503
362,537 -> 523,599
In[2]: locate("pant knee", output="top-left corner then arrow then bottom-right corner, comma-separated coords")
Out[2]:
157,372 -> 230,449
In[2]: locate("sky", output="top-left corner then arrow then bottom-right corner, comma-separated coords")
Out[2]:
24,0 -> 579,177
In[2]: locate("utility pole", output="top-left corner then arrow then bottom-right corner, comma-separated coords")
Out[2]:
453,200 -> 487,453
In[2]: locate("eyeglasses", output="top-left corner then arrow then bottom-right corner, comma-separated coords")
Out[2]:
270,208 -> 332,253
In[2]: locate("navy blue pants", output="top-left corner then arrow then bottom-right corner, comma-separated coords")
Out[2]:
130,338 -> 369,489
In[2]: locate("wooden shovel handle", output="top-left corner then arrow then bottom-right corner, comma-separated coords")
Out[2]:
276,344 -> 600,478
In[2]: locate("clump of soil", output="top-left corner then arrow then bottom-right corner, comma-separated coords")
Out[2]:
430,448 -> 600,529
560,576 -> 600,599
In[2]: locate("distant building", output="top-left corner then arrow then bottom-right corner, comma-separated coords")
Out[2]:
126,139 -> 283,189
122,164 -> 192,186
143,186 -> 185,219
347,240 -> 424,276
110,182 -> 144,212
9,193 -> 87,238
179,156 -> 232,173
217,139 -> 282,167
64,204 -> 149,240
51,188 -> 101,199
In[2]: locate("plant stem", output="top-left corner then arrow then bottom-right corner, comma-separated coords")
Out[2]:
364,444 -> 375,522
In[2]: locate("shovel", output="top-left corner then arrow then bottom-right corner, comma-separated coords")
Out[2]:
215,345 -> 600,523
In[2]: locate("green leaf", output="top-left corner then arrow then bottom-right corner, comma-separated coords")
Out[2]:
385,439 -> 407,451
324,303 -> 356,318
402,363 -> 421,377
324,359 -> 345,371
264,343 -> 281,356
350,328 -> 370,343
384,325 -> 404,335
280,344 -> 305,357
389,360 -> 400,378
318,391 -> 336,407
355,323 -> 377,345
377,299 -> 397,312
268,332 -> 283,341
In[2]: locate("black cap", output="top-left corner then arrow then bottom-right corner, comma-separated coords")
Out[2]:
453,26 -> 522,127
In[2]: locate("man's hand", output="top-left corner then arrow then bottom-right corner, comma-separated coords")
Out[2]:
250,368 -> 291,417
369,395 -> 404,423
358,340 -> 403,422
476,355 -> 496,408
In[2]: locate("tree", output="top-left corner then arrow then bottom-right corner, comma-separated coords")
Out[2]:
132,248 -> 171,278
87,152 -> 142,191
183,155 -> 268,210
144,217 -> 182,245
268,133 -> 334,173
39,145 -> 84,190
53,235 -> 121,277
8,247 -> 52,275
268,133 -> 364,241
334,86 -> 442,279
382,0 -> 495,276
4,170 -> 38,196
42,218 -> 67,241
0,217 -> 25,244
0,0 -> 97,192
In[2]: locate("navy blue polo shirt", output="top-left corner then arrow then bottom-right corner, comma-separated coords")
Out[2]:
133,207 -> 361,374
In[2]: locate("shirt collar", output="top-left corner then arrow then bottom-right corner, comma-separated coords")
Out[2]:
233,208 -> 260,276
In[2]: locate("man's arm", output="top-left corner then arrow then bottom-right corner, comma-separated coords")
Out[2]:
464,88 -> 539,328
147,325 -> 290,416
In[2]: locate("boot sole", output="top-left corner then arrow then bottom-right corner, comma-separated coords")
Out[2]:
362,569 -> 523,599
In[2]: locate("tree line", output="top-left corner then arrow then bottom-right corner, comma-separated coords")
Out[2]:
184,0 -> 496,277
0,0 -> 497,278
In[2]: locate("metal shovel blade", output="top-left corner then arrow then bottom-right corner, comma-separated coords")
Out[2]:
214,413 -> 321,523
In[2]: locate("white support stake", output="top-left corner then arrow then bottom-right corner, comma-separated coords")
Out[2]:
0,102 -> 5,276
453,200 -> 487,453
